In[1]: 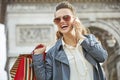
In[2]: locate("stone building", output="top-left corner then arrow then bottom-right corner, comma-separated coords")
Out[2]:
0,0 -> 120,80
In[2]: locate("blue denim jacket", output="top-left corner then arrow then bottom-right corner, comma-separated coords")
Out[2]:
32,34 -> 108,80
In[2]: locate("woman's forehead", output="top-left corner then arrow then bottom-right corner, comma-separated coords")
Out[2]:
55,8 -> 73,17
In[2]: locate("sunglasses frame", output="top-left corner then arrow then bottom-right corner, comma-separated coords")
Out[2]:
54,15 -> 71,24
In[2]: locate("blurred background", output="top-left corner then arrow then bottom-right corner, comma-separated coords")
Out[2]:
0,0 -> 120,80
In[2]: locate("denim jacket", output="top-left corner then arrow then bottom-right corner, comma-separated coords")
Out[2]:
32,34 -> 108,80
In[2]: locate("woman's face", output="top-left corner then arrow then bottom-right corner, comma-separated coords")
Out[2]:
54,8 -> 75,34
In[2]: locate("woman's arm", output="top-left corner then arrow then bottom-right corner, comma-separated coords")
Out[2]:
81,34 -> 108,62
32,51 -> 53,80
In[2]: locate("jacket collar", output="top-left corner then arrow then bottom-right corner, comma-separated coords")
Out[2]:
56,39 -> 63,51
54,39 -> 69,65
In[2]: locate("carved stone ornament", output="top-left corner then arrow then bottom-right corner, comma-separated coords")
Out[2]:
16,24 -> 55,46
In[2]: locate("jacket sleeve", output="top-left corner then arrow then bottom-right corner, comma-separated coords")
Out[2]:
32,51 -> 53,80
81,34 -> 108,62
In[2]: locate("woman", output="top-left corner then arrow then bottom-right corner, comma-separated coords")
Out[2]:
32,1 -> 108,80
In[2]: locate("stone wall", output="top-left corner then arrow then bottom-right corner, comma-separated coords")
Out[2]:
4,0 -> 120,3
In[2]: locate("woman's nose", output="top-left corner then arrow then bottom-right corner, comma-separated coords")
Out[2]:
60,18 -> 65,23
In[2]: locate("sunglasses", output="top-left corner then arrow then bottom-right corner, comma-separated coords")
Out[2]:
54,15 -> 71,24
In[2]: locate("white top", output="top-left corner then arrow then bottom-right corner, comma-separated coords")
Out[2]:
62,39 -> 93,80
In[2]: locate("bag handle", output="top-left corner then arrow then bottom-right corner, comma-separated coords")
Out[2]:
32,44 -> 46,61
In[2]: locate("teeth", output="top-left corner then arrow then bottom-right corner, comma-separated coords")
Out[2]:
62,26 -> 68,29
62,25 -> 67,27
62,26 -> 67,28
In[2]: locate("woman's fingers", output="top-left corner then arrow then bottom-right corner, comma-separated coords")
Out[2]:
72,18 -> 82,40
72,17 -> 86,41
34,44 -> 46,54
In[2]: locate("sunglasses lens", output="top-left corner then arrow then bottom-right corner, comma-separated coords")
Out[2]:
63,15 -> 71,21
54,18 -> 61,24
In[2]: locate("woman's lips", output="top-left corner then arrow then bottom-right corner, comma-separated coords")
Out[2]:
61,26 -> 68,30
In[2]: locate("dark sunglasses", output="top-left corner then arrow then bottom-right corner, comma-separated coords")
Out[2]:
54,15 -> 71,24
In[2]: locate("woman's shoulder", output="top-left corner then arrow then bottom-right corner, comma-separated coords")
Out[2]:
85,34 -> 95,37
84,34 -> 97,40
47,39 -> 62,55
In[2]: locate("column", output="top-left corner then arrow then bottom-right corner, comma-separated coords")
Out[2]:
0,24 -> 8,80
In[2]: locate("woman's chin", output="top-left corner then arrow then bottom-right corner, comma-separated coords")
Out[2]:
60,28 -> 71,34
61,30 -> 70,34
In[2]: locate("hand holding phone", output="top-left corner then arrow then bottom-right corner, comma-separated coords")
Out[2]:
72,17 -> 85,41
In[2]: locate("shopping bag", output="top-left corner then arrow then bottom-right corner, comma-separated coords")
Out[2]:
10,54 -> 36,80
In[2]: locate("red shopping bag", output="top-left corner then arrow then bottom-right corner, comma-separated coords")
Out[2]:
10,44 -> 46,80
10,54 -> 36,80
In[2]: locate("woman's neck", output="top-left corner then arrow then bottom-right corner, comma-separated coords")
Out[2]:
63,33 -> 78,47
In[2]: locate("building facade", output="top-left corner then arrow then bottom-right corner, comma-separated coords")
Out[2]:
0,0 -> 120,80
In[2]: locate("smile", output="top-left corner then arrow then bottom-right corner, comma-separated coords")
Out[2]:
61,25 -> 68,29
